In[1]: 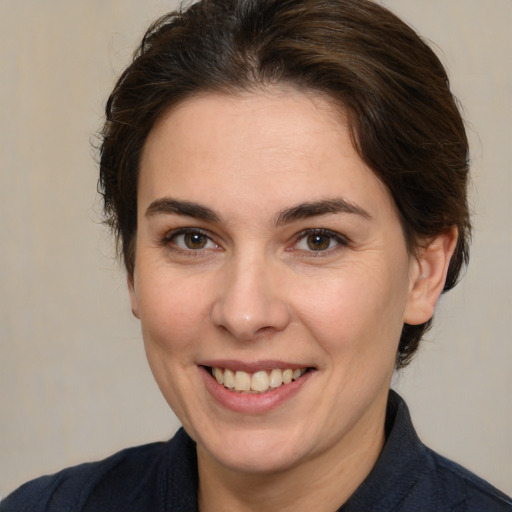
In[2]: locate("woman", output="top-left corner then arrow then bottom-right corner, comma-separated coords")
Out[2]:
2,0 -> 510,510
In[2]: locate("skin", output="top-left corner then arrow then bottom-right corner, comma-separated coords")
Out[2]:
129,88 -> 456,511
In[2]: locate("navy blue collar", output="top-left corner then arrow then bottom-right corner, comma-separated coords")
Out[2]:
340,390 -> 430,511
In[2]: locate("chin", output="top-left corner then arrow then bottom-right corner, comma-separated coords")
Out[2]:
196,426 -> 311,475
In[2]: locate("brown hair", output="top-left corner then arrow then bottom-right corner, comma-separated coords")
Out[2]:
99,0 -> 471,368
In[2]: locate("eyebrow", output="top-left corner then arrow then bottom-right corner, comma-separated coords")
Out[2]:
145,197 -> 370,225
275,198 -> 371,226
145,198 -> 221,223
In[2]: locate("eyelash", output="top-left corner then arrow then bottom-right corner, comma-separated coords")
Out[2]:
161,228 -> 220,255
292,228 -> 349,255
160,227 -> 349,255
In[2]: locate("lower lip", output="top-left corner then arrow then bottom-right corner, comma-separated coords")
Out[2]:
200,367 -> 314,414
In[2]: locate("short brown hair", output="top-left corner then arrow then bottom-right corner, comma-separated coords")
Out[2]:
99,0 -> 471,368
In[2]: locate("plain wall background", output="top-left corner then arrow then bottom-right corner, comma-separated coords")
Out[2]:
1,0 -> 510,498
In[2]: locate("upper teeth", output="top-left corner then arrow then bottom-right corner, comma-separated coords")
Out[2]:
212,367 -> 306,393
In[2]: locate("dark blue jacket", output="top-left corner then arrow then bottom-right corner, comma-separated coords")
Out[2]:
2,391 -> 510,511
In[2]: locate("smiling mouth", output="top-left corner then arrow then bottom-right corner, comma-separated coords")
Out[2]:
208,367 -> 311,394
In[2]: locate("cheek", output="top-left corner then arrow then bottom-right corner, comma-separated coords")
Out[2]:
136,272 -> 212,355
135,273 -> 212,419
293,262 -> 409,357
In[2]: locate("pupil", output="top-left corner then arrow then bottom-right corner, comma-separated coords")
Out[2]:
185,233 -> 207,249
307,234 -> 330,251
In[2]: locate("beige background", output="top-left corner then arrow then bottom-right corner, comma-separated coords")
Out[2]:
1,0 -> 511,499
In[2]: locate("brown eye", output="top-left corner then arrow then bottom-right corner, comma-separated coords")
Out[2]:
306,233 -> 331,251
183,232 -> 208,249
169,230 -> 218,251
294,229 -> 347,253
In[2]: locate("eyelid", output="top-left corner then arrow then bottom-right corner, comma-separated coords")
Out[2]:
161,227 -> 221,251
291,228 -> 350,253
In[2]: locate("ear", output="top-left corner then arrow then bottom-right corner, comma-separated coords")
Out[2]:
404,227 -> 458,325
127,273 -> 140,319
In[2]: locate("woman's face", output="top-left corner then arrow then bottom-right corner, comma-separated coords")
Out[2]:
130,89 -> 422,475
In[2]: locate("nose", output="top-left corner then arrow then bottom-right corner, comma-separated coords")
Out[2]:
211,252 -> 291,341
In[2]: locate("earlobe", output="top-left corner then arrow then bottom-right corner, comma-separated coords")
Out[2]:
404,227 -> 458,325
127,273 -> 140,319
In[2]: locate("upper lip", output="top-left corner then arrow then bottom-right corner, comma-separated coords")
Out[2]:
199,359 -> 312,373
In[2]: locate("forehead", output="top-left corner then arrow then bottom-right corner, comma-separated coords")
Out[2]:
143,88 -> 347,166
138,88 -> 395,221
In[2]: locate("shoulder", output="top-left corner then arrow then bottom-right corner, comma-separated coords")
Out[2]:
426,448 -> 512,511
0,441 -> 169,512
364,391 -> 512,512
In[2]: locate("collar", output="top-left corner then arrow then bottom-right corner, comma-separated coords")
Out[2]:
339,389 -> 431,511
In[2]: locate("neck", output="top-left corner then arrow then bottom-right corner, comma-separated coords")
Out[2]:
197,400 -> 387,512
